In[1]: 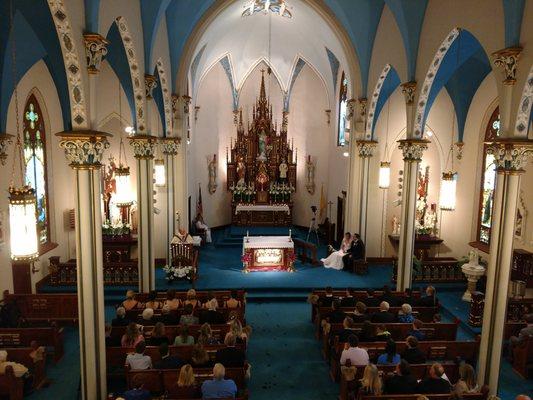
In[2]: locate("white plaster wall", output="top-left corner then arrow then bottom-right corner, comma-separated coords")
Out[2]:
2,60 -> 74,293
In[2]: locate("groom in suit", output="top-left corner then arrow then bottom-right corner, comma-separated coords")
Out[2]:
342,233 -> 365,269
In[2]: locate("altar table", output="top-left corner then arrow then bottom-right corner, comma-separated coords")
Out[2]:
242,236 -> 295,272
235,204 -> 290,214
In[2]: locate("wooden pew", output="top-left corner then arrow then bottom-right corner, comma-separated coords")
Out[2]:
338,362 -> 460,400
109,324 -> 233,344
125,306 -> 245,324
359,394 -> 487,400
2,347 -> 47,389
0,365 -> 23,400
0,327 -> 64,363
512,337 -> 533,378
4,293 -> 78,325
132,289 -> 246,304
106,343 -> 246,372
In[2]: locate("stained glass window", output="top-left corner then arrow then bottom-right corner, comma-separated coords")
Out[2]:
23,94 -> 49,245
477,107 -> 500,245
337,72 -> 348,146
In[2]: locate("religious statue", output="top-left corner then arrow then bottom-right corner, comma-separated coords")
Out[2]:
236,156 -> 246,185
279,158 -> 288,181
257,130 -> 267,161
306,155 -> 316,195
207,154 -> 217,194
424,203 -> 438,235
468,249 -> 480,265
392,216 -> 400,235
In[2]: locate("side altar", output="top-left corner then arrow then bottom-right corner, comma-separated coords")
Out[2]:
242,235 -> 295,272
227,72 -> 296,226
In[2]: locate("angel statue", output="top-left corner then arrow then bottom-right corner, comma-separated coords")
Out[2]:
207,154 -> 217,194
305,155 -> 316,195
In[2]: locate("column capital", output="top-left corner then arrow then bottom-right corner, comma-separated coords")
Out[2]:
56,130 -> 111,168
356,140 -> 378,158
398,138 -> 429,161
160,136 -> 181,155
486,139 -> 533,173
0,133 -> 14,166
129,134 -> 157,159
401,81 -> 417,105
357,98 -> 367,117
492,47 -> 522,85
346,98 -> 356,120
181,95 -> 192,115
171,93 -> 180,115
83,33 -> 109,74
144,74 -> 158,99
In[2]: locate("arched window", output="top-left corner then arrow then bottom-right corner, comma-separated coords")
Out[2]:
23,94 -> 50,246
476,107 -> 500,245
337,71 -> 348,146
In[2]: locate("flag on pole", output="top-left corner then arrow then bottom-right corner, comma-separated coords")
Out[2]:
319,184 -> 326,222
196,183 -> 203,218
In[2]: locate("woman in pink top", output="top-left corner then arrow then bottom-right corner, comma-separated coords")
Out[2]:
121,322 -> 145,348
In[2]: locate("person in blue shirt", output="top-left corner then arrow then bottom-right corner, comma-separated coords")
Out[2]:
407,319 -> 426,341
377,339 -> 401,365
201,363 -> 238,399
122,374 -> 152,400
398,303 -> 415,323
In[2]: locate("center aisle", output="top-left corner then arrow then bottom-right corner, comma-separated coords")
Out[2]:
246,301 -> 338,399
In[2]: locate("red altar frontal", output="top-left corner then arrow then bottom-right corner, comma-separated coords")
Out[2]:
242,236 -> 295,272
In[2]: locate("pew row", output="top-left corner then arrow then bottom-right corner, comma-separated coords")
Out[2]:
0,327 -> 64,363
109,324 -> 233,344
0,365 -> 23,400
4,293 -> 78,325
512,337 -> 533,379
2,347 -> 47,389
125,306 -> 245,324
358,394 -> 487,400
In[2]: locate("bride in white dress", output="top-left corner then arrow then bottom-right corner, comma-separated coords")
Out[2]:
321,233 -> 352,270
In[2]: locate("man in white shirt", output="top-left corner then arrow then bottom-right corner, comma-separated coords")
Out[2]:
126,342 -> 152,370
340,335 -> 369,366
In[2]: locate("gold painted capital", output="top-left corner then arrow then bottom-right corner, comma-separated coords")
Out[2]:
492,47 -> 522,85
486,138 -> 533,173
358,98 -> 367,117
401,81 -> 417,105
56,130 -> 112,168
144,74 -> 158,99
397,138 -> 429,161
160,136 -> 181,155
83,33 -> 109,74
129,134 -> 157,159
356,140 -> 378,158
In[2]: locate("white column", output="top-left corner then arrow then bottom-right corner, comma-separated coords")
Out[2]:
355,140 -> 377,243
57,132 -> 110,400
129,135 -> 157,292
172,95 -> 191,229
161,137 -> 181,263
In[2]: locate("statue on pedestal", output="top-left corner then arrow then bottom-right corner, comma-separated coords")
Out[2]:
279,158 -> 288,181
207,154 -> 217,194
236,156 -> 246,185
306,155 -> 315,195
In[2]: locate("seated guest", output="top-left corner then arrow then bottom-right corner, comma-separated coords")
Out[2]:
359,321 -> 376,342
173,364 -> 199,398
340,335 -> 369,366
403,288 -> 415,306
454,363 -> 479,395
194,213 -> 212,243
384,359 -> 418,394
375,324 -> 391,341
121,322 -> 145,348
418,286 -> 438,307
112,306 -> 130,327
201,363 -> 237,399
174,325 -> 195,346
341,288 -> 357,307
148,322 -> 169,347
29,341 -> 45,363
224,290 -> 242,309
198,323 -> 220,345
230,320 -> 249,344
184,289 -> 202,309
216,333 -> 245,367
123,374 -> 152,400
0,350 -> 33,394
319,286 -> 337,307
105,324 -> 120,347
355,364 -> 383,395
164,289 -> 181,310
353,302 -> 368,323
200,299 -> 225,325
377,339 -> 400,365
144,291 -> 161,310
122,290 -> 141,311
140,308 -> 156,326
398,303 -> 415,323
328,300 -> 346,324
126,342 -> 152,370
371,301 -> 396,323
191,344 -> 211,368
365,289 -> 381,307
338,317 -> 358,343
401,336 -> 427,364
179,304 -> 199,325
154,342 -> 183,369
380,285 -> 400,307
342,233 -> 365,268
432,313 -> 442,323
160,305 -> 178,325
408,319 -> 426,341
204,291 -> 219,309
417,363 -> 451,394
509,313 -> 533,362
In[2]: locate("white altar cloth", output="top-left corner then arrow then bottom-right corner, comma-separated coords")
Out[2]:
235,204 -> 290,215
242,236 -> 294,250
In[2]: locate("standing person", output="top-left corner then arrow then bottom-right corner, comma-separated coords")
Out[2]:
321,233 -> 353,270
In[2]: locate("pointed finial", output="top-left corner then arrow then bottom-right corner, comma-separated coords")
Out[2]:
260,70 -> 267,101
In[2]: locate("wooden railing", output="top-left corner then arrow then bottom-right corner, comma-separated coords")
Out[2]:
392,257 -> 463,282
293,238 -> 320,265
512,248 -> 533,288
507,297 -> 533,322
48,256 -> 138,286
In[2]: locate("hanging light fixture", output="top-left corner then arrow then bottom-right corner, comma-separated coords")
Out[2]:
242,0 -> 292,18
378,92 -> 391,189
7,0 -> 38,261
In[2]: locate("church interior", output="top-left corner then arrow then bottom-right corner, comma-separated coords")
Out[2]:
0,0 -> 532,399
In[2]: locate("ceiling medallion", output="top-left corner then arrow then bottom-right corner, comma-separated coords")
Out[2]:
242,0 -> 292,18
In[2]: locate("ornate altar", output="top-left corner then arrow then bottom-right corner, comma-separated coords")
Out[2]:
227,71 -> 296,226
242,236 -> 295,272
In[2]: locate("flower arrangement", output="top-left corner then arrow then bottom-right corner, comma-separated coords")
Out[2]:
102,220 -> 131,236
162,264 -> 194,282
241,252 -> 252,273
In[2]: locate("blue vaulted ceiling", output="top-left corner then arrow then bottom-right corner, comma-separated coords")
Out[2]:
502,0 -> 526,47
141,0 -> 171,71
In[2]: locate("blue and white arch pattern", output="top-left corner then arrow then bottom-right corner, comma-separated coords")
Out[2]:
115,16 -> 146,133
515,66 -> 533,137
155,58 -> 172,136
414,28 -> 460,138
47,0 -> 87,129
365,64 -> 391,139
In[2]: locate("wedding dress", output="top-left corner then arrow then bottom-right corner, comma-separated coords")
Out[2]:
321,238 -> 352,270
